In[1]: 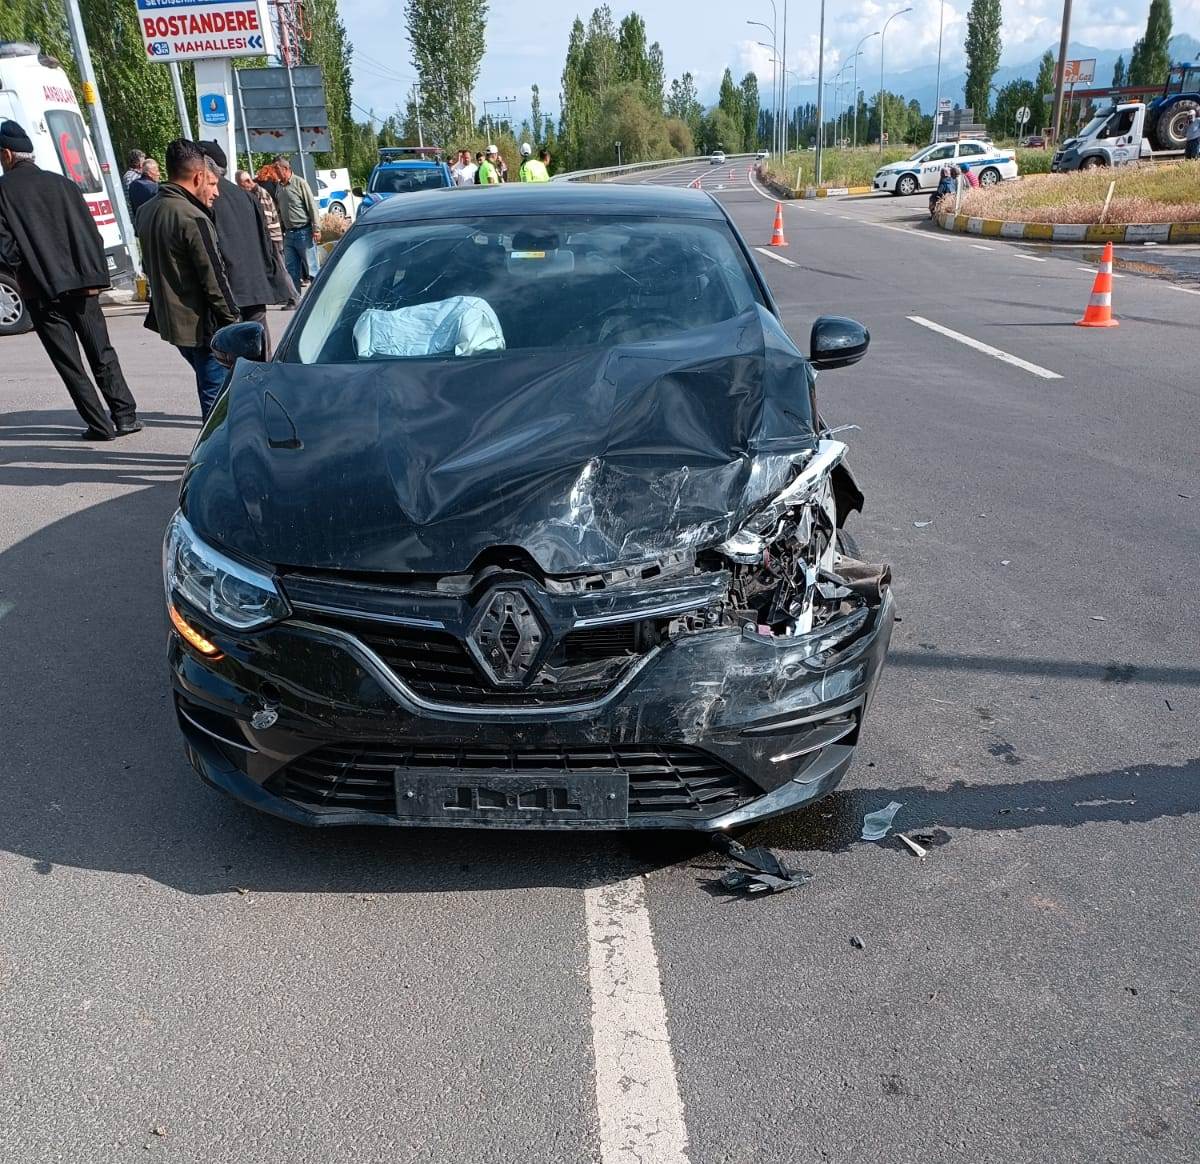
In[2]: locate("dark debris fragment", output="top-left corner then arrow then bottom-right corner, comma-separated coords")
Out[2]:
708,836 -> 812,896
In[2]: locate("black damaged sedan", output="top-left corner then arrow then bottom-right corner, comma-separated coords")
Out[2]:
165,183 -> 894,830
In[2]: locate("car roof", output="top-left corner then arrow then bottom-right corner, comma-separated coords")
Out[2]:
373,159 -> 447,170
360,182 -> 726,223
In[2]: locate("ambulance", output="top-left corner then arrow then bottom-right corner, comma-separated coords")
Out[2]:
0,41 -> 133,333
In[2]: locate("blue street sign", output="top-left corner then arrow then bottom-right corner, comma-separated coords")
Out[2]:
200,92 -> 229,126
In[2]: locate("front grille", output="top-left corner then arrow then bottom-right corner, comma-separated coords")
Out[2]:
269,743 -> 757,818
302,613 -> 656,706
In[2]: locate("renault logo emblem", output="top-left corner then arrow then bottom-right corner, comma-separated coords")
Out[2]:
469,590 -> 545,686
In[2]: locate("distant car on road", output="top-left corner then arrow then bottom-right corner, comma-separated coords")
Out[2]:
709,149 -> 727,165
358,147 -> 454,214
756,149 -> 769,160
1021,135 -> 1047,149
873,139 -> 1018,196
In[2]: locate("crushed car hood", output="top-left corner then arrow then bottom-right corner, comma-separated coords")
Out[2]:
181,306 -> 818,574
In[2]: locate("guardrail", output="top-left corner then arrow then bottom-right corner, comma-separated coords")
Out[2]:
553,153 -> 759,182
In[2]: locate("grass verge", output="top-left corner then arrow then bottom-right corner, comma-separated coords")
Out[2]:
955,161 -> 1200,223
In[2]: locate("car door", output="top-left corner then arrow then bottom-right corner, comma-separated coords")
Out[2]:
918,144 -> 956,188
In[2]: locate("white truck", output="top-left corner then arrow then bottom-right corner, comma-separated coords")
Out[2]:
1051,102 -> 1184,171
0,41 -> 132,334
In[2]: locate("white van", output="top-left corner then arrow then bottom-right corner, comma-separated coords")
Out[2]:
0,41 -> 132,333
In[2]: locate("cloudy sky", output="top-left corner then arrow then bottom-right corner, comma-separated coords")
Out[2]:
342,0 -> 1200,124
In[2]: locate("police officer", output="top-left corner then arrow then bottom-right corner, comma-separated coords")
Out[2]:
517,143 -> 550,182
478,145 -> 502,185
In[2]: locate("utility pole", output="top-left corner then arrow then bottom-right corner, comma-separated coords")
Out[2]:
815,0 -> 825,184
62,0 -> 139,278
852,33 -> 878,148
1050,0 -> 1073,145
880,7 -> 912,153
168,62 -> 193,138
931,0 -> 946,143
411,84 -> 424,147
781,0 -> 789,154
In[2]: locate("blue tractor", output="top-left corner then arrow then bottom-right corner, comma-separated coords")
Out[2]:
1146,62 -> 1200,150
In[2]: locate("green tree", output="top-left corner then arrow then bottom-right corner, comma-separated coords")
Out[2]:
1033,50 -> 1055,129
616,12 -> 647,88
963,0 -> 1002,118
304,0 -> 355,165
1129,0 -> 1172,87
559,18 -> 590,166
718,67 -> 742,131
739,72 -> 759,149
702,106 -> 742,153
991,78 -> 1037,138
589,82 -> 670,167
404,0 -> 487,145
530,84 -> 542,145
664,117 -> 693,155
644,43 -> 664,111
666,72 -> 703,137
1111,55 -> 1126,88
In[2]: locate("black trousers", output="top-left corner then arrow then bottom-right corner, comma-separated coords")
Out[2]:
29,292 -> 137,433
239,304 -> 271,358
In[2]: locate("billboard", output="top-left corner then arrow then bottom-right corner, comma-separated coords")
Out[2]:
1061,58 -> 1097,84
233,65 -> 331,154
136,0 -> 274,63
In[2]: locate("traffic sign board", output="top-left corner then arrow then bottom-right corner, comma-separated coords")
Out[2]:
135,0 -> 275,63
1016,106 -> 1031,125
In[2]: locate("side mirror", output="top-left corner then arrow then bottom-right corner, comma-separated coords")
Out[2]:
810,316 -> 869,370
352,185 -> 364,198
211,322 -> 267,370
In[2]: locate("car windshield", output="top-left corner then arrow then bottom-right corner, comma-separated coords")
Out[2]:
1079,113 -> 1110,137
288,214 -> 764,365
369,168 -> 448,194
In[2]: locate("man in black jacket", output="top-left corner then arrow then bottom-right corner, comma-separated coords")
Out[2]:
197,141 -> 285,347
0,119 -> 140,440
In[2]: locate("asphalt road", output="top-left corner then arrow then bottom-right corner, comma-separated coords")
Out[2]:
1,164 -> 1197,1163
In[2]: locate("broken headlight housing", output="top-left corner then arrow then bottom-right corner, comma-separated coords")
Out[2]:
163,512 -> 290,631
715,440 -> 888,640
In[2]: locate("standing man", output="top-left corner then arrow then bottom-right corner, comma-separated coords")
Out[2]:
122,148 -> 145,193
0,119 -> 140,440
478,145 -> 502,185
128,158 -> 160,214
1186,110 -> 1200,160
518,143 -> 549,182
237,168 -> 296,306
272,155 -> 320,296
198,142 -> 285,344
539,148 -> 552,175
136,139 -> 239,419
454,149 -> 477,186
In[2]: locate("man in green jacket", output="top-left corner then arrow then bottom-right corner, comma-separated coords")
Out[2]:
478,145 -> 502,185
272,154 -> 320,295
136,139 -> 239,418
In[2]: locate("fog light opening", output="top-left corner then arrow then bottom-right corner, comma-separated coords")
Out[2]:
169,604 -> 223,659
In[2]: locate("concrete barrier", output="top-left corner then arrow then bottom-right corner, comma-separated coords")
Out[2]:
936,210 -> 1200,244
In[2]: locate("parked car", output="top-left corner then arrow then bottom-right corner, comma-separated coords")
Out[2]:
315,167 -> 358,221
357,147 -> 453,214
1021,135 -> 1047,149
165,183 -> 894,832
873,139 -> 1018,195
0,269 -> 32,336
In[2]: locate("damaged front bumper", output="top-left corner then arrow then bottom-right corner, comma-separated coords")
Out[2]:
170,584 -> 895,831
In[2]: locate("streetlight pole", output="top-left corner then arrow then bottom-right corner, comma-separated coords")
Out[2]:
815,0 -> 826,183
748,17 -> 777,156
1050,0 -> 1073,146
880,6 -> 913,153
781,0 -> 789,154
852,33 -> 879,148
932,0 -> 946,143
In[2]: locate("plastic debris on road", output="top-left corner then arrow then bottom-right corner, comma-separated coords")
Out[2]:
861,800 -> 903,841
709,836 -> 811,896
896,833 -> 928,859
913,520 -> 934,528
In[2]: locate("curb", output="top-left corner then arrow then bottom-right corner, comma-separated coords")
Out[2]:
810,185 -> 873,199
935,210 -> 1200,244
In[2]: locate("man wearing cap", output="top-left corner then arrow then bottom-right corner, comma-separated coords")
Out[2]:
136,139 -> 239,419
478,145 -> 502,185
518,143 -> 549,182
0,119 -> 141,440
198,141 -> 286,346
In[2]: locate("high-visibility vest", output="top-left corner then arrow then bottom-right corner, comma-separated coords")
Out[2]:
478,160 -> 500,185
519,159 -> 550,182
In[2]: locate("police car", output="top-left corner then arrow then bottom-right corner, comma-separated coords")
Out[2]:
873,139 -> 1018,196
316,168 -> 358,221
358,147 -> 454,214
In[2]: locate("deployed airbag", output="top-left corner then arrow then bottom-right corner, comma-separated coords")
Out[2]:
353,296 -> 505,358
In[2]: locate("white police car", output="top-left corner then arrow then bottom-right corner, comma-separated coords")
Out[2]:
873,139 -> 1018,196
316,168 -> 358,221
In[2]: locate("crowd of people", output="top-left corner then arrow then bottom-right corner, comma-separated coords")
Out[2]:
2,123 -> 559,433
929,163 -> 979,217
451,142 -> 551,186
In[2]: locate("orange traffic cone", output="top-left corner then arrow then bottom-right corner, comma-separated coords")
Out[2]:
769,202 -> 788,247
1076,241 -> 1119,328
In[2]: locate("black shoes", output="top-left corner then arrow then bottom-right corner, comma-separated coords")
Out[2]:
114,420 -> 144,437
79,427 -> 115,441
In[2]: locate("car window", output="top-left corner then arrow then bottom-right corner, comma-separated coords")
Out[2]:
957,143 -> 985,157
289,215 -> 765,365
45,109 -> 103,194
926,144 -> 955,161
370,168 -> 449,194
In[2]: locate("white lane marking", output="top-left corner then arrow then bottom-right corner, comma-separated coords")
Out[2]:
1167,283 -> 1200,295
0,600 -> 12,623
756,246 -> 798,266
1075,266 -> 1124,277
1015,253 -> 1047,262
585,877 -> 690,1164
908,315 -> 1063,380
863,219 -> 956,243
840,214 -> 857,221
971,243 -> 994,251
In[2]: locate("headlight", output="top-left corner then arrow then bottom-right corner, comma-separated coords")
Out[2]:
162,512 -> 289,631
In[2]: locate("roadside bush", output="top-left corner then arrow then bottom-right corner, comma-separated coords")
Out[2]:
955,161 -> 1200,223
319,212 -> 350,244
